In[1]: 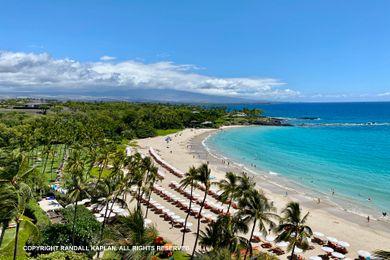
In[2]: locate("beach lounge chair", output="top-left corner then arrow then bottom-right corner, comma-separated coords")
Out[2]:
261,242 -> 273,249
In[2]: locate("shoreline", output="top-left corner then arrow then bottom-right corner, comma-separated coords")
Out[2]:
137,127 -> 390,257
202,126 -> 389,220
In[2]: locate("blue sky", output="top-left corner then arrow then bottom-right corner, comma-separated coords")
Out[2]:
0,0 -> 390,101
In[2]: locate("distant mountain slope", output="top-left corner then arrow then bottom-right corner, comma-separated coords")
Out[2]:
0,88 -> 259,104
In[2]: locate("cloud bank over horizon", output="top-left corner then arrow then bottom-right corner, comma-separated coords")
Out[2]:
0,50 -> 300,100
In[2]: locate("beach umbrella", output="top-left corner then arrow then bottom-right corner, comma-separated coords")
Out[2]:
167,212 -> 175,217
253,231 -> 263,238
176,218 -> 186,224
119,211 -> 130,217
186,223 -> 193,228
275,241 -> 288,247
265,235 -> 276,242
203,213 -> 213,219
313,232 -> 324,237
357,250 -> 371,258
338,241 -> 350,248
327,236 -> 338,243
321,246 -> 334,254
171,215 -> 181,220
113,207 -> 125,214
332,252 -> 345,259
309,256 -> 322,260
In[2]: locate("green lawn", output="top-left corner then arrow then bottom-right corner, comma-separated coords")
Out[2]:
172,251 -> 189,259
89,167 -> 112,179
0,221 -> 36,260
155,129 -> 182,136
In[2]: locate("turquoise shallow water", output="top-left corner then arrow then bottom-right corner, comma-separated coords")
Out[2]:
205,103 -> 390,214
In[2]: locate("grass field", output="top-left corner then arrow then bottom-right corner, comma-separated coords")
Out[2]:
155,129 -> 182,136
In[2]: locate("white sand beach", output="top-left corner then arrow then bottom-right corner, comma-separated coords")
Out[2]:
135,127 -> 390,259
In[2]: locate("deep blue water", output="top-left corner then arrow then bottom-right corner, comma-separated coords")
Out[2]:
206,102 -> 390,214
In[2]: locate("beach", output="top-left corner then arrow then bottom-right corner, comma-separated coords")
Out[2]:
136,127 -> 390,259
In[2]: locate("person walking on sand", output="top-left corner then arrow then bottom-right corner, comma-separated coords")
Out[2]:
367,215 -> 370,223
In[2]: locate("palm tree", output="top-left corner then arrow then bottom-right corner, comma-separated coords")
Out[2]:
236,172 -> 255,200
191,163 -> 212,259
126,153 -> 147,210
40,144 -> 51,176
143,163 -> 160,218
139,156 -> 159,208
193,248 -> 235,260
275,202 -> 312,260
95,144 -> 113,186
238,189 -> 278,259
199,215 -> 249,253
11,183 -> 38,260
64,148 -> 90,245
0,184 -> 18,248
96,155 -> 125,259
0,152 -> 38,260
108,208 -> 159,259
218,172 -> 240,214
179,166 -> 198,246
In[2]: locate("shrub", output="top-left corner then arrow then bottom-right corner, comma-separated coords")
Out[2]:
29,250 -> 89,260
29,206 -> 100,258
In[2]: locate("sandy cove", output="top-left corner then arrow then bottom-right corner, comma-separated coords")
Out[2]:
135,127 -> 390,259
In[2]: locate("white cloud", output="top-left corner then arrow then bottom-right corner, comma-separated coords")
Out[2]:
378,92 -> 390,97
100,55 -> 116,61
0,50 -> 299,99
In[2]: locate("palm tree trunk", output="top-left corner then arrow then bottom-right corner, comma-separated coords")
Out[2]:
290,242 -> 296,260
97,199 -> 111,258
145,191 -> 152,218
49,150 -> 56,181
13,221 -> 20,260
61,144 -> 67,165
72,201 -> 78,245
107,196 -> 117,219
137,186 -> 142,210
191,188 -> 208,259
96,160 -> 107,185
226,200 -> 232,214
0,221 -> 8,248
86,158 -> 95,177
244,219 -> 257,260
41,148 -> 50,175
181,183 -> 193,247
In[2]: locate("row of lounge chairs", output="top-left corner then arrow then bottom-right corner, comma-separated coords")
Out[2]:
168,181 -> 234,218
139,195 -> 192,232
149,148 -> 185,178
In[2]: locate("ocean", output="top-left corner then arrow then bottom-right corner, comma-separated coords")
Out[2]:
205,102 -> 390,215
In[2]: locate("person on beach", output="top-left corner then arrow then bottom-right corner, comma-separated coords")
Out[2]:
367,216 -> 370,223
